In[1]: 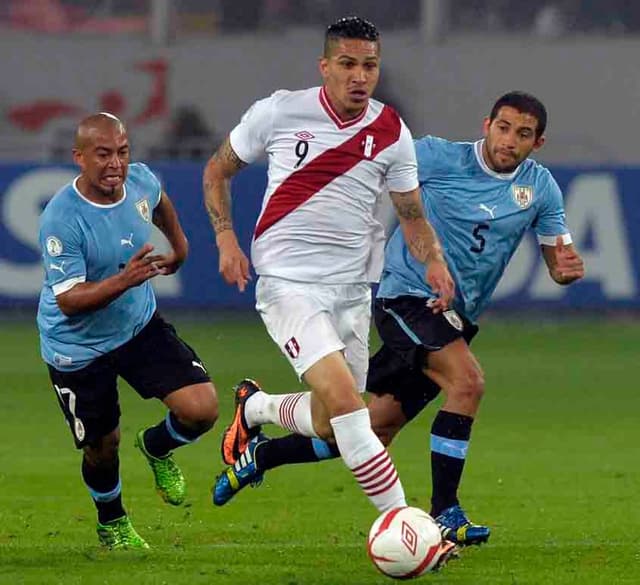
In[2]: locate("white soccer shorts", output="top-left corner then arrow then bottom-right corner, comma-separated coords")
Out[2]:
255,276 -> 371,391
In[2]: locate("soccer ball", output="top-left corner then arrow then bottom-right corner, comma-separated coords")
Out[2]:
367,506 -> 450,579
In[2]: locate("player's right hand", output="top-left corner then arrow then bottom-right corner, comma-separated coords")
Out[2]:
217,232 -> 251,292
425,258 -> 455,313
121,243 -> 162,287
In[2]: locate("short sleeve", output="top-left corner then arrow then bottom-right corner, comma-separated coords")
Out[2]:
135,162 -> 162,208
39,216 -> 87,296
533,173 -> 572,246
414,135 -> 440,185
229,94 -> 276,164
385,119 -> 419,193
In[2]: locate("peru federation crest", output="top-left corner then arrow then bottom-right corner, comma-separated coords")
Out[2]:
136,198 -> 151,222
512,185 -> 533,209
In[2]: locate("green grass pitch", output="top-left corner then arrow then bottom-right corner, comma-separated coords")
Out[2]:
0,314 -> 638,584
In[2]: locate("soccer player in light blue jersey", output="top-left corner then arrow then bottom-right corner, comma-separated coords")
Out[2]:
211,92 -> 585,546
38,113 -> 219,549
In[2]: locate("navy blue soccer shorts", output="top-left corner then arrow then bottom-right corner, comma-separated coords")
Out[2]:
366,296 -> 478,421
47,312 -> 210,448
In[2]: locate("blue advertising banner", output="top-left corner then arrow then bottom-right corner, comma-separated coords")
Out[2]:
0,162 -> 638,310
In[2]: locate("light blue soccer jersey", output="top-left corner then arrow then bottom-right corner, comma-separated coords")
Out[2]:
378,137 -> 571,322
37,163 -> 162,371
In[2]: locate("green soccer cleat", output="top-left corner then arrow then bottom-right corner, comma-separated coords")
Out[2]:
135,429 -> 186,506
97,515 -> 149,550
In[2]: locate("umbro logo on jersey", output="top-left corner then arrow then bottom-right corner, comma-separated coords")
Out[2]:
284,337 -> 300,359
295,131 -> 315,140
120,233 -> 134,247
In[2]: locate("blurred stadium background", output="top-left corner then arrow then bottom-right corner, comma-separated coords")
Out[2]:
0,2 -> 638,584
1,0 -> 639,312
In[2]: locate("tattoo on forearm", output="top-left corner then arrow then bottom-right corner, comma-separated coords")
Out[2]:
203,138 -> 246,236
205,201 -> 232,234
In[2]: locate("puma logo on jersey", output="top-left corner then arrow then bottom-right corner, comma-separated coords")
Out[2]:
478,204 -> 498,219
49,260 -> 66,275
120,233 -> 134,247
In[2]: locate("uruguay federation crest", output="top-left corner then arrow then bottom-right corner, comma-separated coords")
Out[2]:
512,185 -> 533,209
443,309 -> 464,332
136,198 -> 151,222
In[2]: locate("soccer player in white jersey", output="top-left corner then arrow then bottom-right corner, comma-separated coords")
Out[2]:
211,92 -> 586,547
203,16 -> 454,516
38,114 -> 219,549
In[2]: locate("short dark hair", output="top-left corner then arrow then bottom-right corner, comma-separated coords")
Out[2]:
324,16 -> 379,56
489,91 -> 547,138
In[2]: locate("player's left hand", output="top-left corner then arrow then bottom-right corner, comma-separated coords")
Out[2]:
425,258 -> 455,313
553,235 -> 585,284
147,251 -> 186,276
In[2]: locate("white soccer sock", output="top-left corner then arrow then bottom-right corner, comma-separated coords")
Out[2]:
330,408 -> 406,512
245,391 -> 318,438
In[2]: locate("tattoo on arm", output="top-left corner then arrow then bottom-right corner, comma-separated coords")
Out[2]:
391,190 -> 443,263
214,138 -> 248,172
206,205 -> 233,234
392,193 -> 423,221
203,138 -> 247,236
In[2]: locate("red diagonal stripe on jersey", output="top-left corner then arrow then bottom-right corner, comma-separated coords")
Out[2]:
254,105 -> 401,239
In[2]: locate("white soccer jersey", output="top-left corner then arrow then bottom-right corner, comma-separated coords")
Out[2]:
230,86 -> 418,283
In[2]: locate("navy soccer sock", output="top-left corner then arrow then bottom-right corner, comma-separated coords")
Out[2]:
143,412 -> 203,458
255,434 -> 339,471
430,410 -> 474,516
82,455 -> 125,524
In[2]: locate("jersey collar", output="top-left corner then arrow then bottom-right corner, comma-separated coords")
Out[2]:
473,140 -> 522,181
72,176 -> 127,208
319,86 -> 368,129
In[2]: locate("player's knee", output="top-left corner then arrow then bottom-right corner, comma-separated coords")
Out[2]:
170,384 -> 219,430
174,405 -> 218,434
453,367 -> 485,404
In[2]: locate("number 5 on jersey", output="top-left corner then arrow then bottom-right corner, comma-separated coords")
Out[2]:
470,223 -> 489,254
